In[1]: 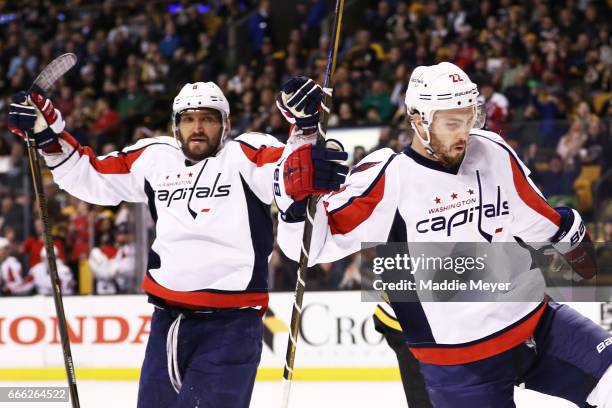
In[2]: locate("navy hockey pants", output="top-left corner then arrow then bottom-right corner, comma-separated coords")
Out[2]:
419,302 -> 612,407
137,307 -> 263,408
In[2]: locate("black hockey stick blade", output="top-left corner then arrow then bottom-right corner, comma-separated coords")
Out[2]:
29,53 -> 77,94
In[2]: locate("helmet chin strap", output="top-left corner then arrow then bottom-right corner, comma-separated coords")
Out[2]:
411,119 -> 439,160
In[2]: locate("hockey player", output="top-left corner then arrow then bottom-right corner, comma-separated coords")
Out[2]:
28,246 -> 74,295
275,64 -> 611,407
0,237 -> 33,295
8,81 -> 346,407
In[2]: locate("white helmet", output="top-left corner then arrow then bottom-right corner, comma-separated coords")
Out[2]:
172,82 -> 230,151
405,62 -> 484,156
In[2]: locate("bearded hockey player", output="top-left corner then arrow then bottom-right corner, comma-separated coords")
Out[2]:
275,63 -> 611,407
8,81 -> 345,407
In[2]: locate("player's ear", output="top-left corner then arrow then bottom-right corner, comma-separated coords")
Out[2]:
411,112 -> 426,137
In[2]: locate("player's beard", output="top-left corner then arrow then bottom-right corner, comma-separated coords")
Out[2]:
430,136 -> 467,169
178,130 -> 222,163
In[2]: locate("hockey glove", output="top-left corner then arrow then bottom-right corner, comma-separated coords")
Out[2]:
276,76 -> 324,135
8,91 -> 64,153
8,91 -> 37,140
283,143 -> 348,201
550,207 -> 597,279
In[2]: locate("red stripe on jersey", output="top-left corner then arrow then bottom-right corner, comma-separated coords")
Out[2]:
61,131 -> 145,174
327,174 -> 385,235
7,267 -> 15,282
509,154 -> 561,227
240,143 -> 283,167
142,274 -> 269,309
409,300 -> 547,365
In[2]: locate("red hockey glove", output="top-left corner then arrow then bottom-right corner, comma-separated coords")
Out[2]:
28,91 -> 65,153
283,144 -> 348,201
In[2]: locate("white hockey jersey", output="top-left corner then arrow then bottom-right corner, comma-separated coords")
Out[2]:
89,243 -> 136,294
43,131 -> 284,310
276,129 -> 563,365
1,256 -> 33,295
28,260 -> 74,295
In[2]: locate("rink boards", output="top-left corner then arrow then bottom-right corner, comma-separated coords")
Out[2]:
0,292 -> 608,381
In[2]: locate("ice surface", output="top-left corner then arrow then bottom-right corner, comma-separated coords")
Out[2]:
0,380 -> 578,407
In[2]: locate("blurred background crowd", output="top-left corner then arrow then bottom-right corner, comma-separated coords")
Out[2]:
0,0 -> 610,295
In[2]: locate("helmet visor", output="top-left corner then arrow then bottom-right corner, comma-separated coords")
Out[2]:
473,102 -> 486,130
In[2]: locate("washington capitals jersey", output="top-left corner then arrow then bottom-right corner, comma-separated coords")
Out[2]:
276,129 -> 564,365
43,131 -> 284,310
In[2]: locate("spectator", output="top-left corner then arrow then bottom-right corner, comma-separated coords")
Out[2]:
345,30 -> 383,77
248,0 -> 274,51
557,119 -> 588,166
367,1 -> 392,43
526,89 -> 566,147
336,102 -> 357,128
89,98 -> 122,146
479,80 -> 509,135
116,75 -> 152,141
0,195 -> 25,241
534,155 -> 579,199
159,22 -> 180,59
504,69 -> 531,119
21,219 -> 66,268
351,146 -> 367,166
362,80 -> 394,123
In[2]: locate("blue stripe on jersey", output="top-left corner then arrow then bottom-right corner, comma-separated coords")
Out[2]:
386,210 -> 436,344
144,179 -> 158,223
240,175 -> 273,292
147,248 -> 161,270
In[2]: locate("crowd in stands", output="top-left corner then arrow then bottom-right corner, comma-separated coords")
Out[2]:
0,0 -> 609,294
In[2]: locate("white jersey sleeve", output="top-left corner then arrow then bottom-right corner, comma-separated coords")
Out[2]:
41,131 -> 178,205
276,148 -> 402,265
228,133 -> 285,205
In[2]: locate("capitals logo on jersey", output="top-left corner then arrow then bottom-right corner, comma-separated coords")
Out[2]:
416,185 -> 509,237
156,172 -> 231,207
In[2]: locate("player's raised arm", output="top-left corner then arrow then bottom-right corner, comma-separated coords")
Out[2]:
273,76 -> 401,264
8,91 -> 150,205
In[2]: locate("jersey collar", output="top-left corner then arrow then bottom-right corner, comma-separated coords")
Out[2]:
403,145 -> 460,175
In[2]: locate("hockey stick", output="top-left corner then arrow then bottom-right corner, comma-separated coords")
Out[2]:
24,53 -> 80,408
280,1 -> 345,406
